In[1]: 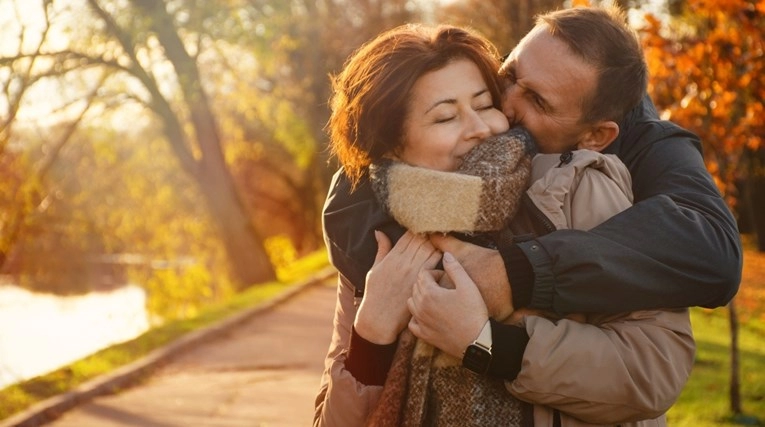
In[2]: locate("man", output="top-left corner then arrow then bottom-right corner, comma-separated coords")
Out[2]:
409,3 -> 742,404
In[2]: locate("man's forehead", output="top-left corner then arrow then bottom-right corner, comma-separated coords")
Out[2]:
503,26 -> 596,116
513,26 -> 549,59
506,26 -> 547,60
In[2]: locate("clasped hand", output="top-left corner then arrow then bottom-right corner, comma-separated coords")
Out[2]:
408,252 -> 490,358
355,232 -> 515,358
353,231 -> 441,345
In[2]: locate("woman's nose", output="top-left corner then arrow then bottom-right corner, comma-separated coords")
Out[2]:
465,111 -> 491,140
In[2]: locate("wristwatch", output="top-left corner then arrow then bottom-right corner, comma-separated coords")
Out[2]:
462,319 -> 492,374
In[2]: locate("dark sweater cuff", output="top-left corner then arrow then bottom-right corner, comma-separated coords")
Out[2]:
487,319 -> 529,381
499,243 -> 535,309
346,327 -> 397,386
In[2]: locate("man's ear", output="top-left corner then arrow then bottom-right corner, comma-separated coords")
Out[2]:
577,121 -> 619,152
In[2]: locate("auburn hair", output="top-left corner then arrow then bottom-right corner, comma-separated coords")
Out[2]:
327,24 -> 504,187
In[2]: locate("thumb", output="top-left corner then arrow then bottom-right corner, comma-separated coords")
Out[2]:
442,251 -> 474,289
430,234 -> 466,258
373,230 -> 392,264
429,233 -> 453,252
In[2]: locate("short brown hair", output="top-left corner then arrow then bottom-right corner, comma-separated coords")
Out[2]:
327,24 -> 504,186
538,6 -> 648,123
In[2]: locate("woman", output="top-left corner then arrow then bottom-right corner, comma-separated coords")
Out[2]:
314,23 -> 693,427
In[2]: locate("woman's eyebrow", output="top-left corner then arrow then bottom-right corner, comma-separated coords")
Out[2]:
424,98 -> 456,114
425,88 -> 489,113
472,88 -> 489,99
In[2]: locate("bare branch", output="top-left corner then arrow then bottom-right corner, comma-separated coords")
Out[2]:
35,71 -> 110,178
86,0 -> 199,176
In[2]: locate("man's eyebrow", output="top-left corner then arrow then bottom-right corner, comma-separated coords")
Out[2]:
522,80 -> 552,110
501,62 -> 552,110
498,61 -> 514,77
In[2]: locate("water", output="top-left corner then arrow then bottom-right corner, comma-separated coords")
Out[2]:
0,284 -> 150,389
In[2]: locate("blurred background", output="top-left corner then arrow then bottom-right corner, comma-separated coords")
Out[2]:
0,0 -> 763,425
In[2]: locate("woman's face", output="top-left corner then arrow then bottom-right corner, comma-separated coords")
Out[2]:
398,59 -> 510,171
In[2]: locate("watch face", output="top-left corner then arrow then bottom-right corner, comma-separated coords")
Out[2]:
462,344 -> 492,374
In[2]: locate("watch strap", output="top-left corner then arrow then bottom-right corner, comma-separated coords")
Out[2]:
462,319 -> 493,375
473,319 -> 492,350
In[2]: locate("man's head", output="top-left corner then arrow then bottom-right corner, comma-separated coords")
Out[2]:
499,6 -> 648,154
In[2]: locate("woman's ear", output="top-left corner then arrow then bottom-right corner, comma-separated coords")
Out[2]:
577,121 -> 619,152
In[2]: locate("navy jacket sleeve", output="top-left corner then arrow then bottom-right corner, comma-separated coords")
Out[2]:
504,96 -> 742,314
322,169 -> 405,294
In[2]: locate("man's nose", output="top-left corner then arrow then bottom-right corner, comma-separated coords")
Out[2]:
502,87 -> 516,123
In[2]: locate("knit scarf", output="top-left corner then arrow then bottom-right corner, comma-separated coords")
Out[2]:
366,128 -> 535,427
369,127 -> 534,235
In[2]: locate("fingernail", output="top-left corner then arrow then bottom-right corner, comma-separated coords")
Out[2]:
443,252 -> 455,263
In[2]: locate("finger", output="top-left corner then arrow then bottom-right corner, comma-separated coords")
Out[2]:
412,270 -> 427,300
409,233 -> 436,257
407,295 -> 417,316
429,233 -> 460,253
426,269 -> 445,283
437,272 -> 456,290
412,269 -> 435,306
408,315 -> 421,338
425,249 -> 443,269
442,251 -> 474,289
372,230 -> 393,264
391,230 -> 414,254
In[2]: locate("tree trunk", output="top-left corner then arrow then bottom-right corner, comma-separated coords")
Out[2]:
747,176 -> 765,251
729,299 -> 742,415
197,160 -> 276,288
130,0 -> 276,288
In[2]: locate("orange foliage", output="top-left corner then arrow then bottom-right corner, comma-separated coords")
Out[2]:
640,0 -> 765,208
738,238 -> 765,321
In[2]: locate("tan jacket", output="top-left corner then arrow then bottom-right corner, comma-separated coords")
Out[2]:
314,150 -> 695,426
513,151 -> 695,426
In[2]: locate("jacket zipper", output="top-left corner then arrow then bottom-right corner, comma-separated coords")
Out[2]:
522,193 -> 557,236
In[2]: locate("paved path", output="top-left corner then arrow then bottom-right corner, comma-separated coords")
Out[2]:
44,278 -> 337,427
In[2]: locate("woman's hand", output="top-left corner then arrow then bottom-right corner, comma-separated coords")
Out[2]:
408,252 -> 489,359
429,234 -> 514,321
354,231 -> 441,345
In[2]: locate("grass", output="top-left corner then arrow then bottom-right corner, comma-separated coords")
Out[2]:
667,235 -> 765,426
667,309 -> 765,426
0,250 -> 330,421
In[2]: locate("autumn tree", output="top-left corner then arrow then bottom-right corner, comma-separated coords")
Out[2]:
0,2 -> 110,289
1,0 -> 280,289
436,0 -> 564,55
212,0 -> 420,253
640,0 -> 764,417
641,0 -> 764,222
1,0 -> 427,294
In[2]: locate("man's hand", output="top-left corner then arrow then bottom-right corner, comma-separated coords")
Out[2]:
430,234 -> 514,321
408,252 -> 488,359
354,231 -> 441,345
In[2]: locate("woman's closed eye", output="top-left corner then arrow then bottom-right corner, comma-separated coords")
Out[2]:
434,115 -> 456,124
